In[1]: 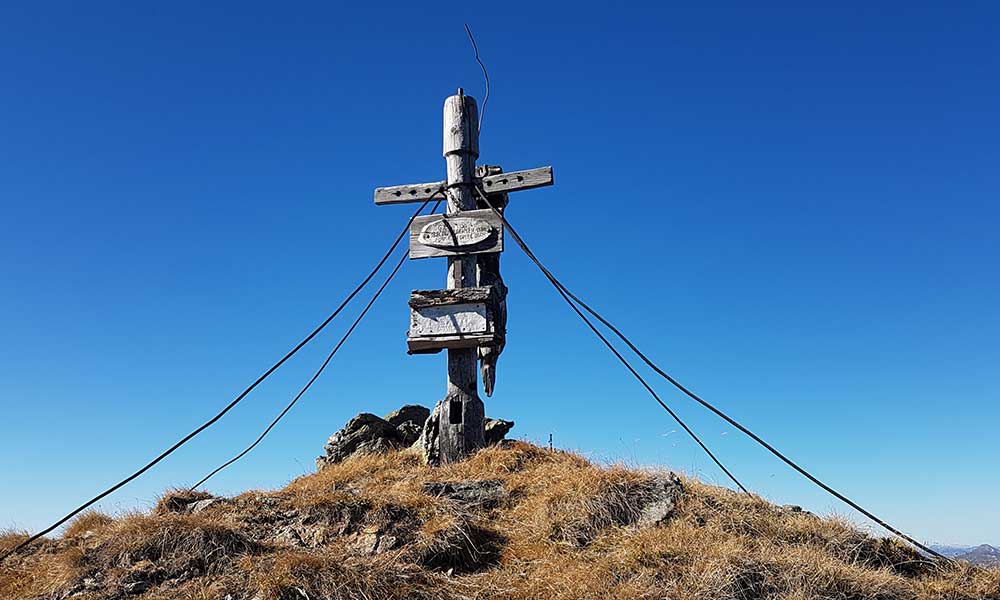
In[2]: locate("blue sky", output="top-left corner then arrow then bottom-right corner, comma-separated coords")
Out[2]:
1,3 -> 997,546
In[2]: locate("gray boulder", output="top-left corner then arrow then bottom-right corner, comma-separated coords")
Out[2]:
316,413 -> 402,469
384,404 -> 430,428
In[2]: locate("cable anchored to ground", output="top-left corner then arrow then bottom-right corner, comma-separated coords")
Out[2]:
474,184 -> 948,562
0,192 -> 444,563
474,186 -> 748,494
191,199 -> 442,490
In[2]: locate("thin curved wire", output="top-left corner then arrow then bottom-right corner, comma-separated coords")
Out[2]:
473,186 -> 748,493
0,193 -> 442,563
464,23 -> 489,133
191,200 -> 441,490
475,184 -> 947,562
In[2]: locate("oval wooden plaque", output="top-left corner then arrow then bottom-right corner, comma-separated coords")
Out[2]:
418,216 -> 494,248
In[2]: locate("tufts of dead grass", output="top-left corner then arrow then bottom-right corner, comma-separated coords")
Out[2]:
63,510 -> 114,539
0,530 -> 84,600
1,442 -> 997,599
408,513 -> 505,573
90,512 -> 260,579
0,530 -> 30,555
154,488 -> 215,515
247,550 -> 457,600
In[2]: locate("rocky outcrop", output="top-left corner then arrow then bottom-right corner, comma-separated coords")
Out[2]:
316,404 -> 513,469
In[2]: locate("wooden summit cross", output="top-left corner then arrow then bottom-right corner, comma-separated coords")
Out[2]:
374,89 -> 553,463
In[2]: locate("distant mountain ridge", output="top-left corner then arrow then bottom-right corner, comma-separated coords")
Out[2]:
930,544 -> 1000,566
957,545 -> 1000,566
929,544 -> 976,557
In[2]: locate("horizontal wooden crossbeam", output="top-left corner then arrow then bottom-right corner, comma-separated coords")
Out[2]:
374,166 -> 553,205
479,166 -> 553,195
374,180 -> 446,205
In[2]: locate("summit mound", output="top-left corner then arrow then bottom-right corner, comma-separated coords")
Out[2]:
2,442 -> 997,599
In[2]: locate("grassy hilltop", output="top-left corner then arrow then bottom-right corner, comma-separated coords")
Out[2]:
2,442 -> 997,599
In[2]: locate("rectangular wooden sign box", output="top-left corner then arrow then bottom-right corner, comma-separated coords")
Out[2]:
407,287 -> 498,354
409,208 -> 503,260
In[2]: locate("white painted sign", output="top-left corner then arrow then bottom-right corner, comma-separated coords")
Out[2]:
409,303 -> 488,337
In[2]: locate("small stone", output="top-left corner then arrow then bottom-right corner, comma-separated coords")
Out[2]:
781,504 -> 816,518
484,418 -> 514,446
353,530 -> 381,555
424,480 -> 505,508
636,472 -> 684,528
187,498 -> 220,514
124,581 -> 149,595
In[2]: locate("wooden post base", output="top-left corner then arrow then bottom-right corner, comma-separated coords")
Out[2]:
438,347 -> 485,463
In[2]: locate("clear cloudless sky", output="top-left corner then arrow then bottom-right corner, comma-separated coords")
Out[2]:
1,2 -> 997,546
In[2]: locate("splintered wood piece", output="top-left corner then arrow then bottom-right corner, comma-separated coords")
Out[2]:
374,180 -> 447,205
409,209 -> 503,260
409,287 -> 494,308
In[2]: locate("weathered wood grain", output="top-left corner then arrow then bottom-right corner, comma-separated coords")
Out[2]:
474,173 -> 509,398
408,209 -> 503,260
443,92 -> 479,161
373,166 -> 553,205
410,286 -> 494,308
374,181 -> 446,205
407,333 -> 495,354
438,90 -> 485,463
480,166 -> 553,195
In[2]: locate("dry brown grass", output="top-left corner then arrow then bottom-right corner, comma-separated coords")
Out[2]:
63,511 -> 114,539
0,530 -> 30,555
1,442 -> 997,599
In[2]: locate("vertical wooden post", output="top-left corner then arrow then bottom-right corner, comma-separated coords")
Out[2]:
438,89 -> 485,463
